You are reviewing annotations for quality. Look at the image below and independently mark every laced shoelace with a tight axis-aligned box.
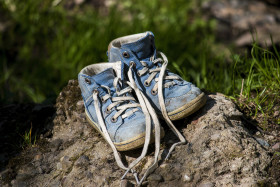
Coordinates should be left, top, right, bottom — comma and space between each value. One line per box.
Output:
92, 77, 161, 185
129, 52, 187, 160
137, 52, 183, 94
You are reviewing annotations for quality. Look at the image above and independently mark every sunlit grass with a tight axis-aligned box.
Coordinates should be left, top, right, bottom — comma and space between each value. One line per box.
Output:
232, 43, 280, 130
0, 0, 216, 103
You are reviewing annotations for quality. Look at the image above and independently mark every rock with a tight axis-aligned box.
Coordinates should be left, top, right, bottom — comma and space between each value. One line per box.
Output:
34, 154, 42, 161
120, 179, 133, 187
74, 0, 85, 5
65, 118, 72, 124
198, 182, 214, 187
147, 174, 163, 182
0, 80, 275, 187
273, 110, 279, 117
74, 155, 90, 168
202, 0, 280, 48
50, 138, 63, 152
183, 174, 191, 182
56, 162, 62, 170
60, 156, 72, 172
163, 173, 177, 181
76, 100, 84, 110
272, 142, 280, 150
256, 138, 270, 147
85, 171, 93, 179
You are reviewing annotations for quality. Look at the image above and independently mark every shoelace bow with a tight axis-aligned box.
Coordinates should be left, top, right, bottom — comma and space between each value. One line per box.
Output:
128, 51, 187, 160
92, 77, 161, 185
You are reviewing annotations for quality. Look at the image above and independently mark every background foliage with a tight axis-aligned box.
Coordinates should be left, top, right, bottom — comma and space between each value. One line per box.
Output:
0, 0, 219, 103
0, 0, 279, 126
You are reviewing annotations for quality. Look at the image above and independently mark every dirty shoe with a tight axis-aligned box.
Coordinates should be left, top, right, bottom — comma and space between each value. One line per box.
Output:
107, 31, 207, 121
78, 62, 164, 184
78, 62, 164, 151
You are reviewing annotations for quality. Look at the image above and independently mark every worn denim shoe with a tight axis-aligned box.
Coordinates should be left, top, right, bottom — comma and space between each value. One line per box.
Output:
78, 62, 164, 151
78, 62, 164, 184
107, 32, 207, 121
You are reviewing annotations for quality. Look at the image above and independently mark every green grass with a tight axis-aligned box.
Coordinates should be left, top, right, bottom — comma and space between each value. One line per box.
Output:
231, 43, 280, 130
0, 0, 216, 103
20, 124, 36, 149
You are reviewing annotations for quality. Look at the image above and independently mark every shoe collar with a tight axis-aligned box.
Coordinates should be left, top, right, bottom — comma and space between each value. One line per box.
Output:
78, 62, 124, 100
108, 31, 156, 62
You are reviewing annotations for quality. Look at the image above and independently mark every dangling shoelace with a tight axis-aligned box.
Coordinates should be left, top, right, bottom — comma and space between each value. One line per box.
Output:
92, 77, 161, 185
128, 52, 187, 160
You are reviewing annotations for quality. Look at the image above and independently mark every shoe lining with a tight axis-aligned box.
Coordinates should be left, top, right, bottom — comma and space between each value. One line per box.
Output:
109, 32, 148, 49
80, 62, 122, 78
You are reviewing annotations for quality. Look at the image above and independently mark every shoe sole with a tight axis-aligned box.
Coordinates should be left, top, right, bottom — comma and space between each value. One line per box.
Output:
85, 110, 165, 151
167, 92, 207, 121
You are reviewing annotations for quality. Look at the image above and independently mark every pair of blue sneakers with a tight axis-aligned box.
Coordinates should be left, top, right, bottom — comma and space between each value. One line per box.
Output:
78, 31, 206, 184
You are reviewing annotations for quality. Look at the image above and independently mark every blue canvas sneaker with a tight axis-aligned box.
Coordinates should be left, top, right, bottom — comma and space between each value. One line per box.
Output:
107, 31, 207, 121
78, 62, 164, 184
78, 62, 164, 151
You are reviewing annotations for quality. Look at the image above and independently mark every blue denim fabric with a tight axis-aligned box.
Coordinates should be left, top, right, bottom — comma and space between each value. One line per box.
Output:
78, 67, 147, 143
108, 32, 202, 114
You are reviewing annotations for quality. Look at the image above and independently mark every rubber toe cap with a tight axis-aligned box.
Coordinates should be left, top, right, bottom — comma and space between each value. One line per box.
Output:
165, 84, 202, 113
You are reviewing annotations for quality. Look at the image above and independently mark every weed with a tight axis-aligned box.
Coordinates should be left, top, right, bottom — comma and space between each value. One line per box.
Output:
21, 124, 36, 149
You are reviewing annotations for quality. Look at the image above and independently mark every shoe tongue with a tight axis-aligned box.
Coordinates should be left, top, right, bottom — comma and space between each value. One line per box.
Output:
93, 68, 115, 88
93, 63, 126, 93
122, 33, 155, 60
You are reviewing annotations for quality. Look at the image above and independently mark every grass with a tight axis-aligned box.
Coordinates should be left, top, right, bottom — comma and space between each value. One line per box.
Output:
230, 43, 280, 131
0, 0, 216, 103
20, 124, 37, 149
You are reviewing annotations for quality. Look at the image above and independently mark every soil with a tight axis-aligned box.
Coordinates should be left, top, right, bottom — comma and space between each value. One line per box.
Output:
0, 80, 279, 186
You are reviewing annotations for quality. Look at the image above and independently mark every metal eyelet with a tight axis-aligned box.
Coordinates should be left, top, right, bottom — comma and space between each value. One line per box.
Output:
144, 80, 151, 87
129, 61, 136, 67
101, 97, 105, 103
122, 51, 130, 58
151, 89, 158, 95
105, 108, 111, 114
85, 78, 91, 84
111, 117, 117, 123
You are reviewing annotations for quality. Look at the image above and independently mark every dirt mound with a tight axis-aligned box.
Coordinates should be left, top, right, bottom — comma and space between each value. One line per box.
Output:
0, 80, 278, 186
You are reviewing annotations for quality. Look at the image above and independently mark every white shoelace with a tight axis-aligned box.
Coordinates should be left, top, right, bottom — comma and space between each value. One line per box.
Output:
92, 77, 161, 185
137, 52, 182, 93
129, 52, 186, 160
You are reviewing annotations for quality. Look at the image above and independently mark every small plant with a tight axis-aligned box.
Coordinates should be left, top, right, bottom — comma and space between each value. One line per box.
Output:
21, 124, 36, 149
